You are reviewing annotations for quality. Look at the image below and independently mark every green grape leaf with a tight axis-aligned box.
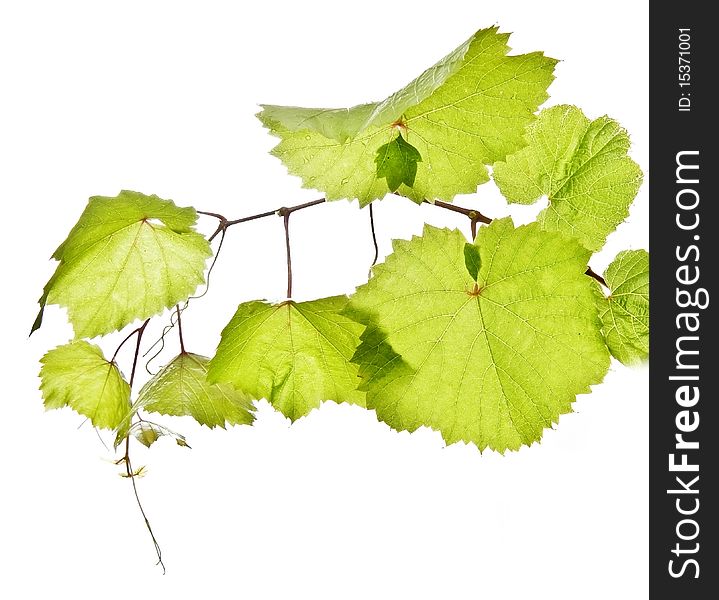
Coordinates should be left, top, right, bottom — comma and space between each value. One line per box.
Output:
117, 420, 190, 449
39, 341, 131, 429
493, 105, 643, 251
119, 353, 254, 442
346, 220, 610, 452
258, 27, 557, 206
208, 296, 365, 421
33, 190, 212, 338
374, 133, 422, 192
595, 250, 649, 365
134, 423, 163, 448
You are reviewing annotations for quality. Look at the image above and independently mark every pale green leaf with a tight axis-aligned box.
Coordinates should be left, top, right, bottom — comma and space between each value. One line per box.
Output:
493, 105, 643, 251
39, 341, 131, 429
596, 250, 649, 365
135, 353, 254, 429
258, 27, 557, 205
33, 190, 212, 338
346, 220, 610, 452
134, 423, 163, 448
258, 103, 378, 144
208, 297, 365, 421
116, 419, 190, 450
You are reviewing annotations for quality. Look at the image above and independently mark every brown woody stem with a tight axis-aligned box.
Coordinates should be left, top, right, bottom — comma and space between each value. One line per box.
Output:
585, 267, 608, 288
278, 207, 293, 298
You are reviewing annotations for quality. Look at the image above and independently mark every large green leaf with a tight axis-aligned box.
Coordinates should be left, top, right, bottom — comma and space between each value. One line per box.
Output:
39, 341, 131, 429
493, 105, 643, 251
33, 190, 212, 338
208, 296, 365, 421
595, 250, 649, 365
258, 27, 557, 205
346, 220, 610, 452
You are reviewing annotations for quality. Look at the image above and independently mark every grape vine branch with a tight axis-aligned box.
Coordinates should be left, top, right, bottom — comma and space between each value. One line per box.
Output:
107, 318, 165, 571
33, 25, 648, 570
200, 196, 606, 297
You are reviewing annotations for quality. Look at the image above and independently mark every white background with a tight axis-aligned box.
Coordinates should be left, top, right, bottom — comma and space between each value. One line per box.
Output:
0, 1, 648, 598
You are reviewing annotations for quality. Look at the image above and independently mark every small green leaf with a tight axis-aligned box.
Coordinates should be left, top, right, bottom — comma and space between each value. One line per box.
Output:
374, 133, 422, 192
346, 220, 610, 452
463, 243, 482, 281
39, 341, 131, 430
596, 250, 649, 365
33, 190, 212, 338
137, 353, 255, 429
208, 297, 365, 421
493, 105, 643, 251
134, 423, 162, 448
115, 419, 190, 449
127, 422, 189, 449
